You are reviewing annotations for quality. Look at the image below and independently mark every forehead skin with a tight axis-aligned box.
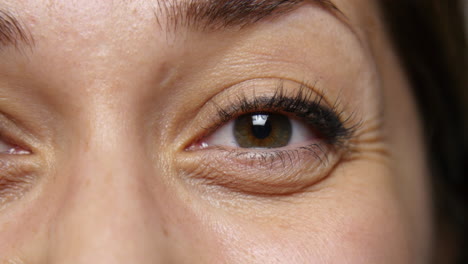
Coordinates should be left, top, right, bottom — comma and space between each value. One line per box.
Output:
0, 0, 433, 263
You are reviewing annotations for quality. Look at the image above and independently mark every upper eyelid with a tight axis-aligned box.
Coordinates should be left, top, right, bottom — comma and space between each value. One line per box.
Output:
0, 112, 38, 154
184, 86, 355, 159
211, 82, 319, 123
214, 86, 353, 138
175, 78, 357, 151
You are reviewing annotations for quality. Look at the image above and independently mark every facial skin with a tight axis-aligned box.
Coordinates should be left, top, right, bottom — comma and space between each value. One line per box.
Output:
0, 0, 433, 263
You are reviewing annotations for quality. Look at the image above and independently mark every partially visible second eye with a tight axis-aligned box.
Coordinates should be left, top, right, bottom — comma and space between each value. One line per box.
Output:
0, 140, 30, 155
202, 112, 317, 149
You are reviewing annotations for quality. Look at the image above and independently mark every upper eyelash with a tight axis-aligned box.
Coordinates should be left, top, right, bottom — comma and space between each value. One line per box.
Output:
212, 81, 357, 148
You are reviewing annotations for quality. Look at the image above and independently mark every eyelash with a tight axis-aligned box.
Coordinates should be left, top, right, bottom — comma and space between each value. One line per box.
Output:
217, 83, 352, 141
191, 82, 358, 167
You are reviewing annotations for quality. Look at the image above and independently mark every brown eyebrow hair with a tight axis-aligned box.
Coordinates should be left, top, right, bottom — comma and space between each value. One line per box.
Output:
0, 9, 33, 49
0, 0, 340, 49
155, 0, 341, 31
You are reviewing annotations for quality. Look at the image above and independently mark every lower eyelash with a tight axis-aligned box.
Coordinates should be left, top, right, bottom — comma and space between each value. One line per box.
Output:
211, 142, 330, 169
178, 141, 340, 195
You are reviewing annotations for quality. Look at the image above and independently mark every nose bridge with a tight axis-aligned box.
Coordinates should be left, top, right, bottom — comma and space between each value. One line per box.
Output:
49, 112, 170, 263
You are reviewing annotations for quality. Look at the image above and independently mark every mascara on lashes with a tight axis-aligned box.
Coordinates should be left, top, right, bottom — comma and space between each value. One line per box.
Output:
212, 83, 354, 148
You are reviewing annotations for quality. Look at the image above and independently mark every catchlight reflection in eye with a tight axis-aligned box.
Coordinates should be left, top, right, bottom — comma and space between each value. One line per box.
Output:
204, 112, 317, 149
234, 113, 291, 148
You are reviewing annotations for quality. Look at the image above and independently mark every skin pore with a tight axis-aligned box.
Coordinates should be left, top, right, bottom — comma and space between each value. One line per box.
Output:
0, 0, 433, 263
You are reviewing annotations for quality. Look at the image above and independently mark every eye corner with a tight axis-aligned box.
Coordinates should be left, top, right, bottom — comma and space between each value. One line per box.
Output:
0, 137, 34, 156
184, 141, 210, 152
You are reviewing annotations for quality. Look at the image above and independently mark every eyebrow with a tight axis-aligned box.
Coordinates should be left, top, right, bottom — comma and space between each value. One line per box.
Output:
0, 9, 33, 50
155, 0, 342, 31
0, 0, 341, 49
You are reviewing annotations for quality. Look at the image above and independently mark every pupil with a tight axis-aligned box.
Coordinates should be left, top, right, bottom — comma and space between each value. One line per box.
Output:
251, 115, 272, 139
234, 113, 292, 148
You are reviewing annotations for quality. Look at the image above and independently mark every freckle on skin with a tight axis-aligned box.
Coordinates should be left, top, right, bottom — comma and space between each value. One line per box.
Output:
84, 178, 91, 187
162, 226, 169, 237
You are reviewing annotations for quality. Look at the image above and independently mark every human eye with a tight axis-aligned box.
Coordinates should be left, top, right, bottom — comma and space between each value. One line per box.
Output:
193, 85, 350, 150
0, 140, 31, 155
0, 117, 37, 206
202, 112, 312, 149
178, 80, 358, 196
0, 117, 32, 156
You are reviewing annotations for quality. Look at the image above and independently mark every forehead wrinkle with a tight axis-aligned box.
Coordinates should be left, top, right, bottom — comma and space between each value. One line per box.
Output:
154, 0, 342, 32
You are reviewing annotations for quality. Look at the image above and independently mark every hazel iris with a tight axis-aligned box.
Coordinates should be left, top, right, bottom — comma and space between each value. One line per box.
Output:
234, 113, 292, 148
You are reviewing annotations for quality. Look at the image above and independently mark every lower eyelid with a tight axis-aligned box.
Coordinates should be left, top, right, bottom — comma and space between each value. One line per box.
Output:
0, 157, 40, 206
0, 174, 35, 204
177, 143, 339, 195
